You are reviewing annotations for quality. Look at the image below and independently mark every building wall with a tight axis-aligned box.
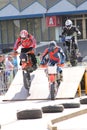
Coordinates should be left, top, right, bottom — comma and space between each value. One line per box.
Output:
0, 0, 87, 51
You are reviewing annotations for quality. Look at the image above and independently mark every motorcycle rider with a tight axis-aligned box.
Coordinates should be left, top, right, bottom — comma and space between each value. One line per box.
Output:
62, 19, 81, 55
41, 40, 65, 81
13, 29, 37, 70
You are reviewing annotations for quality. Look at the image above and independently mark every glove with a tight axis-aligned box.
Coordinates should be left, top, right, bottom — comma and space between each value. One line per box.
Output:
48, 60, 57, 66
40, 58, 46, 65
77, 31, 81, 36
61, 60, 65, 64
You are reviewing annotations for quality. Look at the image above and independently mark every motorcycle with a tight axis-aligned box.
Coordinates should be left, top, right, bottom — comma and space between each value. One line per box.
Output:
40, 60, 63, 100
61, 35, 78, 66
47, 64, 61, 100
18, 50, 35, 90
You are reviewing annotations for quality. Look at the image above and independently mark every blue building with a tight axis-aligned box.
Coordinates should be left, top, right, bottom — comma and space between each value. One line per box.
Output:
0, 0, 87, 51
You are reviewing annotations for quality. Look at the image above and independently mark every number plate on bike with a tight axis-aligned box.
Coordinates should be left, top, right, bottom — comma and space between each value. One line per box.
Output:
48, 65, 57, 74
65, 36, 72, 41
21, 58, 26, 62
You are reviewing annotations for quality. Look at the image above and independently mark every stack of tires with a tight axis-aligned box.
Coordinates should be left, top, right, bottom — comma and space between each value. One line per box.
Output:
17, 102, 81, 120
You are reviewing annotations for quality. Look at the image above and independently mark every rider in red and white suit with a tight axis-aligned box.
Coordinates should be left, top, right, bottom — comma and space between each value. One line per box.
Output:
13, 30, 37, 70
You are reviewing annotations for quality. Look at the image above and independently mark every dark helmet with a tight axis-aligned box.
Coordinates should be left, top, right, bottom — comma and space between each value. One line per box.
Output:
49, 41, 57, 51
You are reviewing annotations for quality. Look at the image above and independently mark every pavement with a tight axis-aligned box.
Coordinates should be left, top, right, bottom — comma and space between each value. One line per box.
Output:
0, 96, 87, 130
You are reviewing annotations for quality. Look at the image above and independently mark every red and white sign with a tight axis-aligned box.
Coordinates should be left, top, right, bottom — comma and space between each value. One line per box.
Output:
46, 16, 61, 27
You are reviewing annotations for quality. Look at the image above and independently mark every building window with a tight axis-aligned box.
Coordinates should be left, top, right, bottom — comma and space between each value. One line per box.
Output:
34, 18, 41, 43
41, 17, 48, 41
76, 19, 83, 39
1, 21, 7, 44
7, 20, 14, 44
27, 19, 35, 35
86, 19, 87, 39
48, 27, 55, 41
20, 19, 27, 30
13, 20, 20, 40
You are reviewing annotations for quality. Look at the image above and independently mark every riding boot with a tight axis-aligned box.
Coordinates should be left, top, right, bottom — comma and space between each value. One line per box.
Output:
56, 71, 63, 86
74, 43, 79, 55
75, 49, 79, 55
32, 64, 37, 70
59, 71, 63, 81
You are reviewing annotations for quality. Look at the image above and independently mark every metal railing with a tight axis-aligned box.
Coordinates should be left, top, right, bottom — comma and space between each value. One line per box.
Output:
0, 68, 18, 95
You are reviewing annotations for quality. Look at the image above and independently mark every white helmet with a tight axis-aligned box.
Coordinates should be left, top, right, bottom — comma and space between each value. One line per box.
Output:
65, 19, 72, 29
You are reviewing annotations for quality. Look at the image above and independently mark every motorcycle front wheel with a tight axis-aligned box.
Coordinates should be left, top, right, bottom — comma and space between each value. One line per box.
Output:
23, 70, 31, 90
50, 82, 56, 100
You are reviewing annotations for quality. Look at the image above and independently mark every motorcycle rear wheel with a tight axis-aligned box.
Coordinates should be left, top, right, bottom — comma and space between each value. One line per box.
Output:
70, 49, 78, 66
70, 54, 78, 66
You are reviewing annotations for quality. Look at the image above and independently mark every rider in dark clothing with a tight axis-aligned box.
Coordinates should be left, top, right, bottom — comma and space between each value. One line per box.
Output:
62, 19, 81, 54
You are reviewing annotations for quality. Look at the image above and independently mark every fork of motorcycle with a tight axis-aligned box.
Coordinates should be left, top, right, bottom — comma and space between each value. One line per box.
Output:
49, 74, 56, 83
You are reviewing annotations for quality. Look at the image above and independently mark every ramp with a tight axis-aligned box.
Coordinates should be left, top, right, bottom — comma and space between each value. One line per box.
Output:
28, 68, 50, 99
3, 66, 86, 101
56, 66, 85, 99
3, 67, 50, 101
3, 69, 29, 101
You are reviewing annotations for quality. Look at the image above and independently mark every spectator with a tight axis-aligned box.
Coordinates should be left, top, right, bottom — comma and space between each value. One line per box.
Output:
0, 54, 5, 71
5, 55, 14, 88
0, 54, 6, 94
36, 52, 41, 67
12, 52, 18, 77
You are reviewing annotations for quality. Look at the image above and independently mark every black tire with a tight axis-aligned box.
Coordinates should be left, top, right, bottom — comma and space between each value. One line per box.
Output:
50, 83, 55, 100
70, 59, 78, 66
17, 109, 42, 120
42, 105, 64, 113
70, 50, 78, 66
67, 51, 70, 61
23, 70, 31, 90
80, 98, 87, 104
64, 48, 70, 61
60, 102, 80, 108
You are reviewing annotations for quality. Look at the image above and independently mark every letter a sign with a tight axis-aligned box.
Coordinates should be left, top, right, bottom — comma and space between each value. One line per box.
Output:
46, 16, 61, 27
49, 17, 54, 25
